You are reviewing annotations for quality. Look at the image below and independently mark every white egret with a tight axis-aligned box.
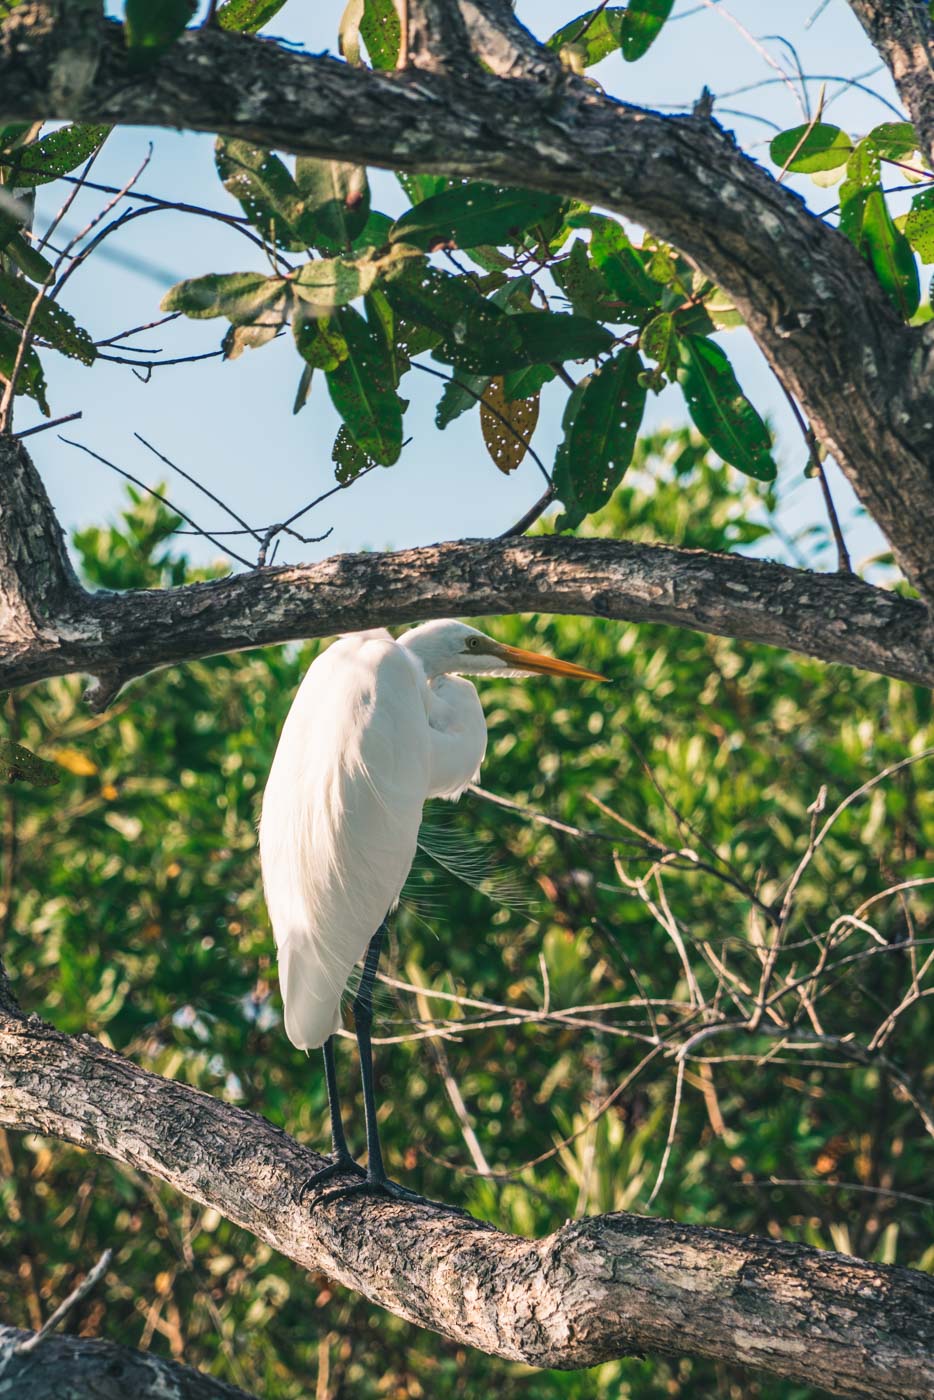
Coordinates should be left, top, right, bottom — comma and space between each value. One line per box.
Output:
259, 619, 604, 1203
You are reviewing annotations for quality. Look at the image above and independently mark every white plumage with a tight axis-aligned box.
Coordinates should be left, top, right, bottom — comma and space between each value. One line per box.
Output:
259, 619, 602, 1053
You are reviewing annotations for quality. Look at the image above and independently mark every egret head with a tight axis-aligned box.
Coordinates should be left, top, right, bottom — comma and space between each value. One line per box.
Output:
400, 619, 605, 682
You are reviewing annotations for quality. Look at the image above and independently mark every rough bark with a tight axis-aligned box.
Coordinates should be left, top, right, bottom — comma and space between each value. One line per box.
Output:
1, 531, 932, 703
3, 6, 934, 603
849, 1, 934, 166
0, 1010, 932, 1398
0, 1323, 259, 1400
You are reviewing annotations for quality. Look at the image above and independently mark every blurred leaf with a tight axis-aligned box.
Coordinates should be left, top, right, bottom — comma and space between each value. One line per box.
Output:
295, 158, 371, 253
161, 270, 288, 325
0, 324, 48, 412
480, 376, 540, 473
0, 215, 53, 283
620, 0, 674, 61
641, 310, 675, 371
292, 361, 314, 413
360, 0, 400, 67
546, 8, 624, 67
222, 319, 281, 359
677, 336, 776, 480
5, 124, 110, 186
325, 304, 403, 464
0, 739, 60, 787
866, 121, 917, 161
124, 0, 197, 53
293, 313, 349, 370
291, 254, 380, 314
905, 188, 934, 262
390, 183, 565, 251
217, 0, 289, 31
553, 346, 647, 527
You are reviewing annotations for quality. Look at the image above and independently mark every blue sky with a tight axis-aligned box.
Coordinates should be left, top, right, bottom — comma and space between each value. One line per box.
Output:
24, 2, 902, 575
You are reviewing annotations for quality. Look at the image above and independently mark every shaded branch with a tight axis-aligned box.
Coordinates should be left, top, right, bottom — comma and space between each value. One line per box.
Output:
0, 1009, 931, 1396
848, 1, 934, 165
3, 7, 934, 600
0, 1322, 260, 1399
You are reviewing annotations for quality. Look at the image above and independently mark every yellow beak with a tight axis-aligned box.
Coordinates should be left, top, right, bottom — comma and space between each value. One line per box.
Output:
492, 642, 607, 683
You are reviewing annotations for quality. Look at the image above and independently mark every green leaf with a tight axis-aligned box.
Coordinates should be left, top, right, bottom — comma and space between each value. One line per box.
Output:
677, 336, 776, 480
0, 739, 60, 788
160, 271, 288, 324
325, 305, 403, 465
769, 123, 852, 174
390, 183, 565, 252
866, 121, 917, 161
905, 188, 934, 262
571, 214, 659, 315
436, 368, 490, 428
295, 158, 371, 254
124, 0, 197, 53
0, 215, 53, 283
0, 271, 96, 364
0, 324, 48, 414
553, 348, 647, 528
433, 310, 611, 375
380, 259, 506, 340
293, 314, 349, 371
5, 124, 110, 186
215, 138, 308, 252
217, 0, 289, 32
332, 423, 378, 483
293, 361, 314, 414
360, 0, 401, 68
546, 9, 624, 67
502, 364, 556, 401
641, 310, 675, 370
351, 209, 393, 252
620, 0, 674, 61
551, 239, 616, 320
860, 189, 920, 318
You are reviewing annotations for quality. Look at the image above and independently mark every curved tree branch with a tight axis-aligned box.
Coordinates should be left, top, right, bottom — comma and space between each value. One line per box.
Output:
1, 514, 932, 702
3, 6, 934, 603
0, 1008, 932, 1397
0, 1322, 260, 1399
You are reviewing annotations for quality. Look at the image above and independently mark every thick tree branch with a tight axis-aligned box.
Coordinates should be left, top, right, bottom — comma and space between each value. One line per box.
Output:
849, 1, 934, 164
0, 1322, 260, 1399
0, 1010, 931, 1397
3, 9, 934, 603
0, 525, 932, 703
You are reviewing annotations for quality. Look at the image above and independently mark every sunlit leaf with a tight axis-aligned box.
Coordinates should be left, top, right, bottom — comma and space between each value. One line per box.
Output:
291, 255, 380, 315
553, 347, 647, 528
769, 123, 852, 174
866, 121, 918, 161
360, 0, 400, 68
677, 336, 776, 480
905, 188, 934, 262
546, 8, 624, 67
161, 271, 288, 324
620, 0, 674, 61
217, 0, 289, 32
860, 189, 920, 318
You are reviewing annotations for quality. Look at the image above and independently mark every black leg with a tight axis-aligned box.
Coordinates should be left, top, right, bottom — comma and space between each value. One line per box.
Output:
297, 1037, 364, 1204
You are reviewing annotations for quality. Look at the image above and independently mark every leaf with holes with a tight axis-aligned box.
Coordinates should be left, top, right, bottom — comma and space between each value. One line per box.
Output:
325, 305, 403, 465
677, 336, 776, 480
641, 311, 676, 373
480, 377, 540, 474
866, 121, 917, 161
6, 124, 110, 186
546, 8, 624, 66
125, 0, 197, 54
552, 239, 617, 320
553, 348, 647, 528
217, 0, 289, 31
0, 324, 48, 414
381, 260, 507, 341
390, 184, 565, 251
0, 739, 60, 788
332, 423, 378, 483
293, 314, 349, 371
905, 188, 934, 262
296, 158, 371, 254
215, 138, 309, 251
360, 0, 401, 68
620, 0, 674, 61
571, 214, 659, 316
769, 123, 852, 174
433, 309, 611, 375
0, 272, 96, 364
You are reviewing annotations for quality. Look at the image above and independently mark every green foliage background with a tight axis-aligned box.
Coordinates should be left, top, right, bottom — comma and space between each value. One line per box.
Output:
0, 436, 931, 1399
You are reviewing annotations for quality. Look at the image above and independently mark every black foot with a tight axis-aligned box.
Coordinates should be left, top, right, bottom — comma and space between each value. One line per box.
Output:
298, 1151, 366, 1206
311, 1170, 472, 1216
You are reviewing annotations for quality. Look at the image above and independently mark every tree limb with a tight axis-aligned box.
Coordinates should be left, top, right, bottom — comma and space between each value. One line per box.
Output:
0, 1010, 931, 1397
3, 6, 934, 602
0, 1322, 260, 1399
848, 1, 934, 164
1, 522, 932, 703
